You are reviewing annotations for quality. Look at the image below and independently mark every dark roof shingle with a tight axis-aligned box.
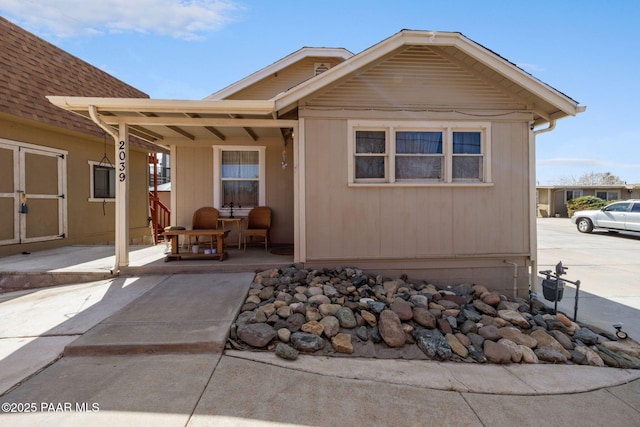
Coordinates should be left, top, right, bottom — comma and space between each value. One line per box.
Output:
0, 17, 162, 152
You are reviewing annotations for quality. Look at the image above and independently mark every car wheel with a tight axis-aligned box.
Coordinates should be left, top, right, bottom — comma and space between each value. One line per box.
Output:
576, 218, 594, 233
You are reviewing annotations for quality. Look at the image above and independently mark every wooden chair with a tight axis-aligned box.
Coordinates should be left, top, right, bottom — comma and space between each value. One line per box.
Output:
243, 206, 271, 251
191, 207, 220, 250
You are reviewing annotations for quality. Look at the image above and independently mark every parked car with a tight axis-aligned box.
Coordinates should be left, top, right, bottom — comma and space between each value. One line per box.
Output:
570, 200, 640, 233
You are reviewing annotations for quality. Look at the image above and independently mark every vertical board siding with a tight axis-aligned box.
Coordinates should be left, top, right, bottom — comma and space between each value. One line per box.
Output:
174, 138, 294, 244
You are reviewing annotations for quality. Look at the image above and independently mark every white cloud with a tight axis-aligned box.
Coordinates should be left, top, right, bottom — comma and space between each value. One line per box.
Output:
538, 158, 640, 169
1, 0, 241, 40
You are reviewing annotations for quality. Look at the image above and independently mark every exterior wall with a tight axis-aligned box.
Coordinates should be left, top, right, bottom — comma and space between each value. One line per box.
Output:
0, 115, 152, 257
173, 137, 294, 246
225, 57, 345, 101
302, 113, 532, 295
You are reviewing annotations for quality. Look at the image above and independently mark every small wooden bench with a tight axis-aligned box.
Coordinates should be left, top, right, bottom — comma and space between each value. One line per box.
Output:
162, 229, 230, 261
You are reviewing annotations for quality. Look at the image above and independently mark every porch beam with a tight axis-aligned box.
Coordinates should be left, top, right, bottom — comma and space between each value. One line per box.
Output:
186, 113, 226, 140
101, 116, 298, 128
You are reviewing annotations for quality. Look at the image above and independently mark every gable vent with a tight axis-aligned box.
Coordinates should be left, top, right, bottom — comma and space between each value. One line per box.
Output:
314, 62, 331, 76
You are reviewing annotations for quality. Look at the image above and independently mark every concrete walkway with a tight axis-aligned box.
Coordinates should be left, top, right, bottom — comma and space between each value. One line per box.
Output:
1, 273, 639, 426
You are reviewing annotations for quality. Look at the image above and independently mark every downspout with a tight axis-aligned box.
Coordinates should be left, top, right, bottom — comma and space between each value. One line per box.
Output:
504, 260, 518, 299
88, 106, 120, 274
533, 120, 556, 136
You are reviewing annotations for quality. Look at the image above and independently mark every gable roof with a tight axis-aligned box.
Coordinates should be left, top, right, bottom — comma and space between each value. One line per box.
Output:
0, 17, 164, 152
273, 30, 585, 123
206, 47, 353, 100
48, 29, 584, 147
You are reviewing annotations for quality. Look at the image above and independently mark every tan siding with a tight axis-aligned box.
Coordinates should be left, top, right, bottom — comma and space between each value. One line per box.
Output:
0, 116, 152, 256
303, 116, 531, 263
173, 137, 294, 245
227, 57, 343, 101
308, 46, 525, 110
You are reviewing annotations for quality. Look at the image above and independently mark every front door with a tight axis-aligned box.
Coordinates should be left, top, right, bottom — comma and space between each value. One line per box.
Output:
0, 140, 67, 245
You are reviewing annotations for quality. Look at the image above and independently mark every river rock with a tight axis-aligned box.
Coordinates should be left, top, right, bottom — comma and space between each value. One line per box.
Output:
498, 327, 537, 348
301, 320, 324, 336
320, 316, 340, 338
360, 310, 377, 327
237, 323, 276, 348
413, 328, 452, 360
275, 343, 298, 360
390, 299, 413, 321
378, 310, 406, 347
446, 333, 469, 358
331, 333, 354, 354
498, 310, 530, 328
484, 340, 511, 364
335, 307, 357, 328
290, 332, 325, 352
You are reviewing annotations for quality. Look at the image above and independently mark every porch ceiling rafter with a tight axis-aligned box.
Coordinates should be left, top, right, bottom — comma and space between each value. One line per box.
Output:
140, 112, 195, 141
186, 113, 226, 141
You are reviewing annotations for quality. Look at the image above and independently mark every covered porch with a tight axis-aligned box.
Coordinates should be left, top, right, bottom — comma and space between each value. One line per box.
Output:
47, 97, 303, 274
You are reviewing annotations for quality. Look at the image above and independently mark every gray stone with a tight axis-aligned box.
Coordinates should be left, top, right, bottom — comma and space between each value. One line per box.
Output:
285, 313, 306, 332
549, 330, 574, 350
413, 328, 452, 360
275, 343, 299, 360
237, 323, 276, 348
335, 307, 357, 329
573, 328, 600, 345
367, 300, 387, 313
534, 347, 567, 363
290, 332, 326, 352
356, 326, 369, 341
460, 307, 482, 323
472, 299, 497, 316
370, 326, 382, 343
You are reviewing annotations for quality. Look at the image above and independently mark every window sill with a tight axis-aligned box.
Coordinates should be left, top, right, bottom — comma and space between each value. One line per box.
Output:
348, 182, 495, 188
89, 198, 115, 202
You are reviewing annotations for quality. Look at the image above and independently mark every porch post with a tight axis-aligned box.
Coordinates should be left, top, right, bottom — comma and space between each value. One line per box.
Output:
114, 123, 130, 270
294, 120, 306, 263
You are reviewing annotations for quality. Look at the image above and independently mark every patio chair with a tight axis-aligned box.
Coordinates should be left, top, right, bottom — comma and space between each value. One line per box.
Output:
244, 206, 271, 251
191, 207, 220, 250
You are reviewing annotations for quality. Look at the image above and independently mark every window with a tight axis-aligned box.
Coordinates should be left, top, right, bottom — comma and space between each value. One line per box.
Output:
213, 146, 265, 215
565, 190, 582, 203
89, 161, 115, 201
596, 191, 619, 201
349, 121, 490, 185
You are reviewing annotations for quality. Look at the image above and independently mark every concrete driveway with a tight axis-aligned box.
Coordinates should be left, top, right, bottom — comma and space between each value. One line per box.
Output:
537, 218, 640, 339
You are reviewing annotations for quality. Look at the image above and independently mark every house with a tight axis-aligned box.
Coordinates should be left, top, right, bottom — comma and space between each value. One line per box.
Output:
0, 17, 164, 257
48, 30, 584, 295
537, 184, 640, 217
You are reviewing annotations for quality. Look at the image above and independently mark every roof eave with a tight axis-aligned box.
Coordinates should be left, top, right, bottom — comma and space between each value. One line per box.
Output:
274, 30, 584, 118
205, 47, 354, 100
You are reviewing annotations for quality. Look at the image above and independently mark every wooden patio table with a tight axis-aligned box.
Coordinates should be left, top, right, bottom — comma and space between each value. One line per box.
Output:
218, 217, 244, 249
162, 229, 230, 261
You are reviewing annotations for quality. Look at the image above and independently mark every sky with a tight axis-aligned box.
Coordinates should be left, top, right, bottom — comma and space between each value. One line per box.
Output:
2, 0, 639, 185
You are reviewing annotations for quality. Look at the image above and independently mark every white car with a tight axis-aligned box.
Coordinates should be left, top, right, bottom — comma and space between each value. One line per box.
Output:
570, 200, 640, 233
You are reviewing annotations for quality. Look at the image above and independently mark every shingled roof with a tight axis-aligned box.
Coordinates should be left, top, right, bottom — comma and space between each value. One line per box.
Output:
0, 17, 163, 152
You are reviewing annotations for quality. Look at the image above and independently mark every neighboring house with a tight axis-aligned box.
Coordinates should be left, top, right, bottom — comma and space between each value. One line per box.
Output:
49, 30, 584, 295
0, 17, 164, 257
537, 184, 640, 217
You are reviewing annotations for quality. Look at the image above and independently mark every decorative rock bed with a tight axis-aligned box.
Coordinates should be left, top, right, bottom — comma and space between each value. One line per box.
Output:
227, 266, 640, 368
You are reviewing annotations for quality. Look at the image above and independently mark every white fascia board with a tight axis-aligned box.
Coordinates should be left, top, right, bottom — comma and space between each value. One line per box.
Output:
274, 30, 583, 118
205, 47, 354, 100
47, 96, 276, 115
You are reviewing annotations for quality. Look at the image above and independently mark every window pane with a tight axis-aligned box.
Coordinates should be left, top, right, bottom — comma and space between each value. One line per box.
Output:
396, 156, 441, 179
452, 156, 482, 180
356, 131, 386, 153
222, 151, 259, 178
355, 157, 385, 179
94, 165, 115, 198
222, 181, 258, 207
396, 132, 442, 154
453, 132, 481, 154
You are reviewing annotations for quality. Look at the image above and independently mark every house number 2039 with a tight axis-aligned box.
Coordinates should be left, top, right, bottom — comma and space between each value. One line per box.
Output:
118, 140, 126, 182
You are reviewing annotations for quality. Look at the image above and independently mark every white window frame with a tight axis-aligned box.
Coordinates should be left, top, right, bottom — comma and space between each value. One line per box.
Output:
213, 145, 266, 217
88, 160, 115, 202
596, 190, 619, 201
348, 120, 491, 186
565, 189, 583, 204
